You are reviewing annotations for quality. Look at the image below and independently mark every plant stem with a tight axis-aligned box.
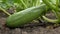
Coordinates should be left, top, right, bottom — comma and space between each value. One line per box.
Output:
42, 0, 60, 11
20, 0, 27, 8
42, 16, 58, 23
36, 0, 40, 6
0, 7, 11, 16
56, 0, 60, 22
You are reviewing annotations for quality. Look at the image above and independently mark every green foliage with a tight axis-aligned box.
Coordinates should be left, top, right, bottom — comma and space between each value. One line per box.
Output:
42, 0, 60, 23
0, 0, 41, 16
0, 0, 41, 12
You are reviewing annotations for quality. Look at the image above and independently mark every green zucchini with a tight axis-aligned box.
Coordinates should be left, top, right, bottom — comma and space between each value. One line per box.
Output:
6, 4, 47, 27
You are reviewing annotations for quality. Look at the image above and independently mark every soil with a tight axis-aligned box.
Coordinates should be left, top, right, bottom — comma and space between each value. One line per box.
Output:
0, 10, 60, 34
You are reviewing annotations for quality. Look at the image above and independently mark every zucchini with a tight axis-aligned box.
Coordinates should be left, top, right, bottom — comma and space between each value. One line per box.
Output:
6, 4, 47, 27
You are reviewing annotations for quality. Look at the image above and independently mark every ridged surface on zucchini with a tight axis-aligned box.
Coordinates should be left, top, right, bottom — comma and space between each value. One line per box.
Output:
6, 4, 46, 27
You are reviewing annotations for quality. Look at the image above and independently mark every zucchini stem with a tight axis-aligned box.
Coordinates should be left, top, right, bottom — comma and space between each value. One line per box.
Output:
20, 0, 27, 8
56, 0, 60, 22
42, 0, 60, 11
0, 7, 11, 16
42, 16, 58, 23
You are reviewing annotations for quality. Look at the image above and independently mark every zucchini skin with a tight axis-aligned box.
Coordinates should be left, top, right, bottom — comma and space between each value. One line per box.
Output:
6, 4, 46, 27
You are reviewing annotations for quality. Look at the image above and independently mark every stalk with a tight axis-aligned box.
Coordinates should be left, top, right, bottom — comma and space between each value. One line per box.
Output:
0, 7, 11, 16
42, 16, 58, 23
56, 0, 60, 22
20, 0, 27, 8
36, 0, 40, 6
42, 0, 60, 11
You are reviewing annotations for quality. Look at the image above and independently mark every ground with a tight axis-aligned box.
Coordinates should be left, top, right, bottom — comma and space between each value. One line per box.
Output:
0, 10, 60, 34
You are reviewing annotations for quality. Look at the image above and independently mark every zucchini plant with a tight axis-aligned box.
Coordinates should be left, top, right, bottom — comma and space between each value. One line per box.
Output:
0, 0, 60, 27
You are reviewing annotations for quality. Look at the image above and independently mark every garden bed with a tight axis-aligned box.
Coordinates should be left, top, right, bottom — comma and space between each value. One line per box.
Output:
0, 0, 60, 34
